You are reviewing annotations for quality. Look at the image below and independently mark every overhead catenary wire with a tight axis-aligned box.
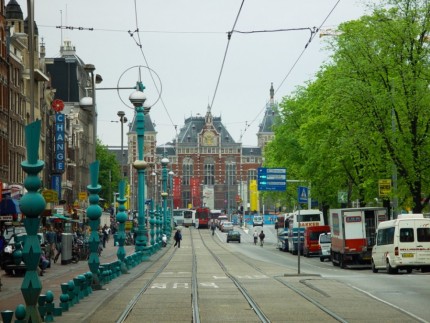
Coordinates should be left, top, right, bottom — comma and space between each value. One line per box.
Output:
129, 0, 177, 141
238, 0, 342, 142
209, 0, 245, 111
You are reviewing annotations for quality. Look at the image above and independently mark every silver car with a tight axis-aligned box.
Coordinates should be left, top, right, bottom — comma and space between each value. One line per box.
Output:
221, 221, 234, 232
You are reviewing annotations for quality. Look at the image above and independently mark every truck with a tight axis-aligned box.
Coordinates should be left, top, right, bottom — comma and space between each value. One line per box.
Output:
329, 207, 387, 268
303, 225, 330, 257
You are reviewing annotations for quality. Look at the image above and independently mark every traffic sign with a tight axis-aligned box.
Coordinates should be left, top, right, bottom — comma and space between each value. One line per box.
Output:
298, 186, 308, 203
257, 167, 286, 191
378, 179, 391, 197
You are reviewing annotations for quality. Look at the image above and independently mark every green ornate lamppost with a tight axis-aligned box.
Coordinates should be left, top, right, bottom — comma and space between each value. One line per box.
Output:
116, 180, 128, 273
86, 161, 103, 289
19, 120, 46, 322
130, 84, 151, 260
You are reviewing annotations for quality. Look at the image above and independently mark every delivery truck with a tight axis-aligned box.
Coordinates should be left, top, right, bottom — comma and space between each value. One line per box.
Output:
329, 207, 387, 268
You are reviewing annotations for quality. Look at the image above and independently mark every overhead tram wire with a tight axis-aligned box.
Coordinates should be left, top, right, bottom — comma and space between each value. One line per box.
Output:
130, 0, 178, 143
238, 0, 342, 142
209, 0, 245, 111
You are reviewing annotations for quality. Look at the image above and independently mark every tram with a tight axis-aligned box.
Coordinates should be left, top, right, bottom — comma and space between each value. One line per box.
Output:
195, 207, 210, 228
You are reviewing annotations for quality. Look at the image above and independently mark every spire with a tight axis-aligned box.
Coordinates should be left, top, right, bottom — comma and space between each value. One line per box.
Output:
269, 82, 274, 104
205, 104, 213, 125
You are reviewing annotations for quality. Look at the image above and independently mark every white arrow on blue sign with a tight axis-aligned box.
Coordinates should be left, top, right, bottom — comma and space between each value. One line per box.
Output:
298, 186, 308, 203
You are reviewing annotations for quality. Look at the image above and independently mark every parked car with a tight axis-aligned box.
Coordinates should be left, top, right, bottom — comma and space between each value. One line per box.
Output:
221, 221, 234, 232
1, 225, 45, 276
277, 228, 289, 252
227, 230, 241, 243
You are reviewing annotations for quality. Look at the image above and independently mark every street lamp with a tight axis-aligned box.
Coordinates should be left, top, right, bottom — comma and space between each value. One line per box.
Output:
130, 86, 151, 259
117, 111, 128, 179
80, 64, 103, 162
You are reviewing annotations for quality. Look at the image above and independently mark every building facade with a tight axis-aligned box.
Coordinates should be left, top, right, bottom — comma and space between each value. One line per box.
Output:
149, 83, 279, 213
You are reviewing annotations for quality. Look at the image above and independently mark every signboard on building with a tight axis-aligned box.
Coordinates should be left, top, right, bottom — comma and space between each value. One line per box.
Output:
55, 113, 65, 172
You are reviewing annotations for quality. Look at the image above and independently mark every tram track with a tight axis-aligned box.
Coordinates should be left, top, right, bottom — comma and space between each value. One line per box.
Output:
109, 227, 421, 323
206, 229, 347, 322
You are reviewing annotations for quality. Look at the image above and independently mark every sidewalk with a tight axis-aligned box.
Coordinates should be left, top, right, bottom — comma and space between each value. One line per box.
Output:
0, 237, 137, 315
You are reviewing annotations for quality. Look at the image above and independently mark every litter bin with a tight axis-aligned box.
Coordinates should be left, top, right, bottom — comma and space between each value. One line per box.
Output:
61, 233, 73, 265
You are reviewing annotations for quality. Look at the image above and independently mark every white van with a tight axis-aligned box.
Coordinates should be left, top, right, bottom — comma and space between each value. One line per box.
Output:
318, 232, 331, 262
371, 214, 430, 274
253, 215, 264, 227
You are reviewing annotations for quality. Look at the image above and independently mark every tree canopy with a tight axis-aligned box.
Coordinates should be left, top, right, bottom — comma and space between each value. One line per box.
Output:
264, 0, 430, 213
96, 140, 121, 208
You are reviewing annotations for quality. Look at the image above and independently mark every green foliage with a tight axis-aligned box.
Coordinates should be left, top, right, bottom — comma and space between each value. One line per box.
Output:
96, 139, 122, 207
264, 0, 430, 213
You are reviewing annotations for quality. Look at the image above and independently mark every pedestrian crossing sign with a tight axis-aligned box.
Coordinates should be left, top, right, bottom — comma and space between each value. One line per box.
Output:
298, 186, 308, 203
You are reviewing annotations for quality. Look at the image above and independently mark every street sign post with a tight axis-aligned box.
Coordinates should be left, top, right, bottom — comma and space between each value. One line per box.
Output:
257, 168, 286, 191
298, 186, 308, 204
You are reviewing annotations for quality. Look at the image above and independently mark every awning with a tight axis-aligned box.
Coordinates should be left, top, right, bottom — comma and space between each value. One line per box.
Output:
0, 198, 21, 215
50, 214, 80, 223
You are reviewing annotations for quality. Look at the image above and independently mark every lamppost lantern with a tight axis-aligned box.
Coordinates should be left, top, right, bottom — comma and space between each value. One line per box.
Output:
132, 159, 148, 170
161, 157, 169, 166
79, 96, 93, 109
168, 170, 174, 176
129, 91, 146, 107
117, 110, 126, 119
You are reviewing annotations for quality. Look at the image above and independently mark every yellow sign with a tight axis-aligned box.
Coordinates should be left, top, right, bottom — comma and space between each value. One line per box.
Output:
125, 220, 133, 231
249, 180, 258, 212
42, 189, 58, 202
78, 192, 88, 201
378, 179, 391, 197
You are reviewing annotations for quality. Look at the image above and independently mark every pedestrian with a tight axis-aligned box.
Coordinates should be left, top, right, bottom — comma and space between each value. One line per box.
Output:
259, 230, 265, 247
44, 226, 56, 261
39, 250, 50, 276
54, 228, 62, 263
211, 222, 216, 236
102, 225, 109, 248
253, 230, 258, 245
174, 229, 182, 248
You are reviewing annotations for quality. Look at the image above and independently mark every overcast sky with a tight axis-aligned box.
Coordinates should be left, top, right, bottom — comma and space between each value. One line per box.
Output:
27, 0, 374, 147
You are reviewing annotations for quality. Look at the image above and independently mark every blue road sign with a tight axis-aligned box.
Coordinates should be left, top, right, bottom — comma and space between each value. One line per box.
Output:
257, 167, 286, 191
298, 186, 308, 203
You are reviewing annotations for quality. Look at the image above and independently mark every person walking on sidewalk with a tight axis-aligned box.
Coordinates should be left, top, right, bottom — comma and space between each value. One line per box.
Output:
259, 230, 265, 247
54, 228, 62, 263
174, 229, 182, 248
44, 226, 56, 261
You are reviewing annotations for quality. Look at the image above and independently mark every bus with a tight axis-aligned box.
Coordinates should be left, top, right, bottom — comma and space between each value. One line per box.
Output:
172, 209, 187, 227
209, 209, 223, 224
196, 207, 210, 228
287, 210, 324, 255
183, 209, 196, 227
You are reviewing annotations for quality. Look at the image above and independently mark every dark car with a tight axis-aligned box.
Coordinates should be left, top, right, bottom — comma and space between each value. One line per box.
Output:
277, 228, 289, 252
226, 230, 241, 243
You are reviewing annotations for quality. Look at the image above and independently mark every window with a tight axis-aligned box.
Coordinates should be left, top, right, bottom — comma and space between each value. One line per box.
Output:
400, 228, 414, 243
204, 158, 215, 185
182, 158, 193, 185
417, 228, 430, 242
376, 227, 394, 245
226, 160, 236, 185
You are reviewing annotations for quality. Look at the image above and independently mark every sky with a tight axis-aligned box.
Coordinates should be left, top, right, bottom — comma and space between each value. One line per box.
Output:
24, 0, 375, 147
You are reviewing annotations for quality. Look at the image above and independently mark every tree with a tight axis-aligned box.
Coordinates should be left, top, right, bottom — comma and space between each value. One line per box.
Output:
265, 0, 430, 213
96, 140, 122, 208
